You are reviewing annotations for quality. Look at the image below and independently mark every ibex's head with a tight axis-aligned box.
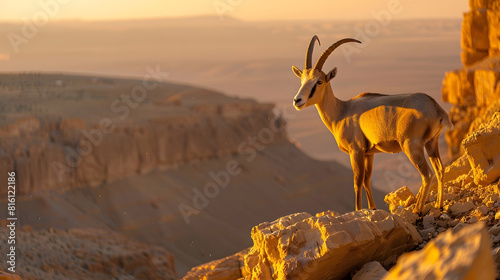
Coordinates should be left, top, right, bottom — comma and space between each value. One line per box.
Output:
292, 36, 361, 110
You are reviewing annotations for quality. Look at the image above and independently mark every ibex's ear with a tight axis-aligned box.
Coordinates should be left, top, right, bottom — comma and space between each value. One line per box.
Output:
325, 67, 337, 82
292, 65, 302, 78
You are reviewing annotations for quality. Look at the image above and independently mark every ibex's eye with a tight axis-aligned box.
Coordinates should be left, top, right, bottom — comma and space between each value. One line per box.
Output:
317, 81, 323, 85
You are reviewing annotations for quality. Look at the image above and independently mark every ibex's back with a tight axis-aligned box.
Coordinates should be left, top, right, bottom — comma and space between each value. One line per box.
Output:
345, 92, 452, 154
291, 35, 452, 214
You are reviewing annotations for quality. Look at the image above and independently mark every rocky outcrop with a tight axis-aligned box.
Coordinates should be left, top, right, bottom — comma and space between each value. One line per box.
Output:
185, 210, 420, 280
461, 0, 500, 66
0, 228, 177, 280
0, 271, 22, 280
244, 210, 421, 280
182, 249, 249, 280
0, 73, 286, 195
442, 0, 500, 158
383, 223, 496, 280
352, 261, 387, 280
463, 111, 500, 185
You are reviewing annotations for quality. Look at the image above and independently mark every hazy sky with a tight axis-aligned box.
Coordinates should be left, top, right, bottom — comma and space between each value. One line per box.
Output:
1, 0, 468, 22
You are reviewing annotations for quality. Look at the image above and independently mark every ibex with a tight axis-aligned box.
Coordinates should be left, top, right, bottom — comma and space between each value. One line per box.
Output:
292, 36, 452, 214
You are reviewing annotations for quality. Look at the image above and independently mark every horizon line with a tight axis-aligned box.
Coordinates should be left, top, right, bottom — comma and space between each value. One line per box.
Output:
0, 14, 464, 24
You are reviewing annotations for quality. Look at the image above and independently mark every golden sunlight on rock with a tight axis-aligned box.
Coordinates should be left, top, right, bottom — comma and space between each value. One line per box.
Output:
463, 112, 500, 186
0, 271, 22, 280
384, 186, 416, 212
384, 223, 496, 280
243, 210, 421, 280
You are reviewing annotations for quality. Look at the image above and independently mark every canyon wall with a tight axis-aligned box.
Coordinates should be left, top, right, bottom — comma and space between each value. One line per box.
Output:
0, 73, 286, 195
442, 0, 500, 158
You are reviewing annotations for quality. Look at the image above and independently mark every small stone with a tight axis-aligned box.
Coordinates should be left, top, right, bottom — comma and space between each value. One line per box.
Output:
440, 213, 451, 220
419, 242, 426, 249
448, 219, 460, 227
392, 207, 419, 225
428, 207, 441, 218
489, 223, 500, 236
468, 216, 479, 224
419, 228, 436, 241
422, 215, 435, 229
444, 193, 458, 201
352, 261, 387, 280
437, 227, 447, 233
437, 220, 448, 227
449, 201, 475, 216
477, 205, 489, 215
494, 202, 500, 208
453, 222, 468, 233
384, 186, 416, 212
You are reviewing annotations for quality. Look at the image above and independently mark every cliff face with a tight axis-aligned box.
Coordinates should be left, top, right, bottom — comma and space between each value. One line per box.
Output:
0, 73, 388, 276
0, 73, 285, 195
0, 228, 177, 280
442, 0, 500, 158
184, 109, 500, 280
461, 0, 500, 66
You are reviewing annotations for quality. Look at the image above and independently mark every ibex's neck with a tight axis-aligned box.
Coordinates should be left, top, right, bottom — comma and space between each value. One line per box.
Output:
315, 85, 344, 133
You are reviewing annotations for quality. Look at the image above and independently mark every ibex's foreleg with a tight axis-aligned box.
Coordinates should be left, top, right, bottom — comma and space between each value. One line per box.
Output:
402, 139, 433, 214
425, 136, 445, 209
350, 152, 365, 211
364, 154, 377, 210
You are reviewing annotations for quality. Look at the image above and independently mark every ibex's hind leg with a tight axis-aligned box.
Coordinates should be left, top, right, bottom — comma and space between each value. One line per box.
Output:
402, 139, 434, 214
350, 152, 365, 211
364, 154, 376, 210
425, 136, 445, 209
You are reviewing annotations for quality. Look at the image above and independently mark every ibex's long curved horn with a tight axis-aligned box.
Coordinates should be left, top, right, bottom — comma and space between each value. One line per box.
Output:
305, 35, 320, 69
314, 38, 361, 70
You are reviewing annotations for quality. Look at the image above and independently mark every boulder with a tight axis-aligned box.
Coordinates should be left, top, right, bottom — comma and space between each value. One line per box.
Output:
449, 201, 476, 216
463, 111, 500, 186
182, 249, 249, 280
352, 261, 387, 280
383, 223, 496, 280
384, 186, 416, 212
244, 210, 421, 280
462, 10, 489, 52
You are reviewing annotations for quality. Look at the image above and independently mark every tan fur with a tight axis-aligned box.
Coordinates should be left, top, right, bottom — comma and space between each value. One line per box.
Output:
293, 45, 451, 214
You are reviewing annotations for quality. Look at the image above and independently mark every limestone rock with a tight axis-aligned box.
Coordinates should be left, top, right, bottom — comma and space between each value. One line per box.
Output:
392, 208, 418, 225
352, 261, 387, 280
182, 249, 249, 280
384, 223, 496, 280
443, 154, 472, 184
384, 186, 416, 212
0, 271, 22, 280
442, 0, 500, 158
422, 215, 435, 229
463, 111, 500, 186
449, 201, 476, 216
244, 210, 422, 280
462, 10, 489, 52
0, 74, 286, 196
442, 70, 475, 106
0, 228, 177, 280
